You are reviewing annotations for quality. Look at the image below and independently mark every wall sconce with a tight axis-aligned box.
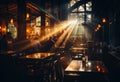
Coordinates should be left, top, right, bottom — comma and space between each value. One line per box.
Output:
26, 13, 30, 20
10, 18, 14, 24
98, 24, 101, 28
102, 18, 107, 23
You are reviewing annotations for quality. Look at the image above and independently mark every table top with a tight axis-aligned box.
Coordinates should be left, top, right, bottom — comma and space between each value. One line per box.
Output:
71, 47, 87, 50
21, 52, 55, 59
70, 47, 87, 53
0, 50, 16, 55
65, 60, 108, 73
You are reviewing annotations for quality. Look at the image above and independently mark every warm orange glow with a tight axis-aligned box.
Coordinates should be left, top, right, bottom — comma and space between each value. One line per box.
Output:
17, 21, 72, 51
95, 24, 101, 32
23, 53, 53, 59
46, 21, 49, 26
26, 13, 30, 20
55, 21, 76, 48
27, 3, 39, 11
94, 28, 98, 32
46, 14, 51, 18
26, 26, 32, 39
1, 26, 6, 34
102, 18, 107, 23
98, 24, 101, 28
10, 19, 14, 24
2, 28, 6, 32
95, 29, 97, 32
96, 65, 99, 69
97, 68, 101, 72
26, 29, 30, 33
96, 65, 101, 72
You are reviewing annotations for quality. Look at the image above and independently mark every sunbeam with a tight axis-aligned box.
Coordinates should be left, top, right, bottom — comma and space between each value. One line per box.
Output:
17, 21, 72, 51
52, 20, 77, 48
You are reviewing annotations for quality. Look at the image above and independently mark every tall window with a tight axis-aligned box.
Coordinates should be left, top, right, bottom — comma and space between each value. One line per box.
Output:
68, 0, 92, 23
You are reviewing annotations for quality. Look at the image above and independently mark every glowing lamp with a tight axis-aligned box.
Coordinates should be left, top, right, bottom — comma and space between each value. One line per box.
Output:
98, 24, 101, 28
102, 18, 107, 23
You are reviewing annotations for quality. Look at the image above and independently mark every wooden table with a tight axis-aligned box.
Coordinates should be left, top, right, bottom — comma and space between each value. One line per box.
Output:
65, 60, 108, 73
64, 60, 109, 82
21, 52, 55, 59
70, 47, 87, 53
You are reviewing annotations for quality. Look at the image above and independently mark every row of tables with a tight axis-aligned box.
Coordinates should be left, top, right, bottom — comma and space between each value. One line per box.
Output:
1, 47, 109, 74
64, 46, 109, 82
66, 47, 108, 73
0, 45, 109, 82
65, 60, 108, 73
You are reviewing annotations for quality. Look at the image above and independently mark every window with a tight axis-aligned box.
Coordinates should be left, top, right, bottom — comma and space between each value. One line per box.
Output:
68, 0, 92, 23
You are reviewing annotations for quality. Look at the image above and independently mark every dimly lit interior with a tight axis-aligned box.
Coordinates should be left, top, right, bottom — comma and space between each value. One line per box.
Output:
0, 0, 120, 82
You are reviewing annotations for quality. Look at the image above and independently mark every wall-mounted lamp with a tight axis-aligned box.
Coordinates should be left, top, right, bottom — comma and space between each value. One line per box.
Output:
98, 24, 101, 28
26, 13, 30, 20
102, 18, 107, 23
10, 18, 14, 24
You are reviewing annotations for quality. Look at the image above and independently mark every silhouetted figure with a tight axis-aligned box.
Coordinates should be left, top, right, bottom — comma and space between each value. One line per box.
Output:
6, 32, 14, 50
43, 37, 55, 51
0, 33, 9, 52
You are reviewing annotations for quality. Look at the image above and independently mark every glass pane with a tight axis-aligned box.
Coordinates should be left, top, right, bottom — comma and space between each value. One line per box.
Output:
78, 5, 85, 11
86, 2, 92, 11
86, 14, 92, 22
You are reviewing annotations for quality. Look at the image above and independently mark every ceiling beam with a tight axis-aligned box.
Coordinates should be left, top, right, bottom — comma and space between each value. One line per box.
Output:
68, 0, 91, 13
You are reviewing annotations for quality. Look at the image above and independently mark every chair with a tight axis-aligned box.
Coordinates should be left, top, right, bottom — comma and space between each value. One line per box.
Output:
60, 55, 72, 69
59, 55, 82, 82
35, 56, 56, 82
64, 73, 82, 82
51, 59, 64, 82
